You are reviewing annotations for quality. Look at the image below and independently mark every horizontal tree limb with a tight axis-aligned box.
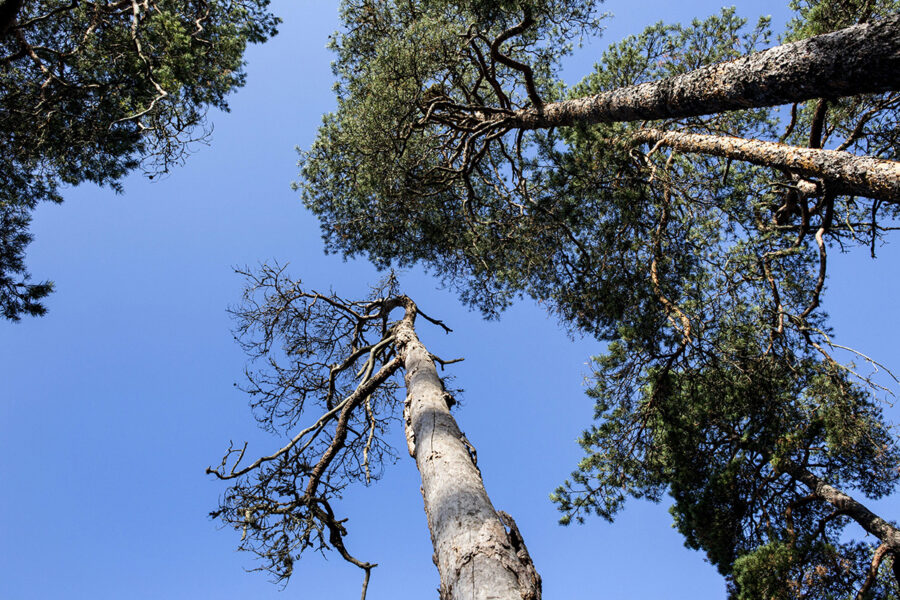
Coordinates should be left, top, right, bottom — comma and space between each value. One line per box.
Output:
510, 14, 900, 129
633, 128, 900, 203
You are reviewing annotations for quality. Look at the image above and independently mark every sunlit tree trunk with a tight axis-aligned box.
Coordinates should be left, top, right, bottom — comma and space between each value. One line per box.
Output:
511, 14, 900, 129
210, 281, 541, 599
633, 128, 900, 202
395, 308, 541, 600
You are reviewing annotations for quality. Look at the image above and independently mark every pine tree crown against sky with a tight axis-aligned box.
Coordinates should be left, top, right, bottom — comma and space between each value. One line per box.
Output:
0, 0, 278, 319
295, 0, 900, 597
1, 1, 899, 599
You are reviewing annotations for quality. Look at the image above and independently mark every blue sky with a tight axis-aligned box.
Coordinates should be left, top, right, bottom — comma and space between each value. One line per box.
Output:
2, 1, 898, 598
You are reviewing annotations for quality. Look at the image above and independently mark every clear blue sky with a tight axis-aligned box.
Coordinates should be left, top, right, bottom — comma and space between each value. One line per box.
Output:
2, 2, 897, 598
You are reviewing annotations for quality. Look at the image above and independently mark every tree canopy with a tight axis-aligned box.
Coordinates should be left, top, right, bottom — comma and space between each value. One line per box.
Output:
0, 0, 278, 320
295, 0, 900, 596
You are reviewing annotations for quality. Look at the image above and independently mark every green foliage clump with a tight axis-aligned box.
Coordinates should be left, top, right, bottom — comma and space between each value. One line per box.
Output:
546, 4, 900, 597
0, 0, 279, 320
299, 0, 604, 317
554, 318, 899, 597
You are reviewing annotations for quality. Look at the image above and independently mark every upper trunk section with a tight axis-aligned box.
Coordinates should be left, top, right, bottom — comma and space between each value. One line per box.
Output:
394, 310, 541, 600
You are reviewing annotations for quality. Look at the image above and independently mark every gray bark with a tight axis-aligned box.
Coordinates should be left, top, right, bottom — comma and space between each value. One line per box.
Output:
394, 307, 541, 600
780, 458, 900, 550
510, 14, 900, 129
633, 128, 900, 203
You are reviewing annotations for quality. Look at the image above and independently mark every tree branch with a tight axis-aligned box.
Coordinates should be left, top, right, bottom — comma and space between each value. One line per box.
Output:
778, 458, 900, 550
489, 8, 543, 109
508, 14, 900, 129
632, 128, 900, 203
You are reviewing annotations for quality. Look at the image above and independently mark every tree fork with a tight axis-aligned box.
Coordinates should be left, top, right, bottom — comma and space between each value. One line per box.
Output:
633, 128, 900, 203
394, 302, 541, 600
510, 13, 900, 129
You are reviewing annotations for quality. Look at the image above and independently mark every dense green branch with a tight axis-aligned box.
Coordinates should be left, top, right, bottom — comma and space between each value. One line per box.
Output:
0, 0, 279, 320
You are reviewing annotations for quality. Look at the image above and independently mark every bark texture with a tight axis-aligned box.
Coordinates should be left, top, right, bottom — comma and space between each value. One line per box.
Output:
780, 459, 900, 550
633, 128, 900, 202
511, 14, 900, 129
395, 308, 541, 600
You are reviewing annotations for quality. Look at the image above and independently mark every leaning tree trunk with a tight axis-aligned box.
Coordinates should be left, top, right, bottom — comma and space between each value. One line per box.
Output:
632, 128, 900, 203
510, 13, 900, 129
209, 282, 541, 599
394, 308, 541, 600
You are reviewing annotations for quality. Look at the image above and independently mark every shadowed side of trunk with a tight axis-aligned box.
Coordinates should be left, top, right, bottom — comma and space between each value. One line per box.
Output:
0, 0, 24, 36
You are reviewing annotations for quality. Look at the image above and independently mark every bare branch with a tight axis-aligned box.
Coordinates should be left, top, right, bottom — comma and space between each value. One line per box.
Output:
489, 8, 543, 109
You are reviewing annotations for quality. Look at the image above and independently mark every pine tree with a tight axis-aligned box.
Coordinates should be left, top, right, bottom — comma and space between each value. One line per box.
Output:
0, 0, 279, 319
295, 1, 900, 596
209, 267, 541, 600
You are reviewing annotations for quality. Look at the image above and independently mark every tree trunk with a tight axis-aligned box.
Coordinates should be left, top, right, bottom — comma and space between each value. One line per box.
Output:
0, 0, 24, 36
394, 310, 541, 600
510, 13, 900, 129
633, 128, 900, 203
